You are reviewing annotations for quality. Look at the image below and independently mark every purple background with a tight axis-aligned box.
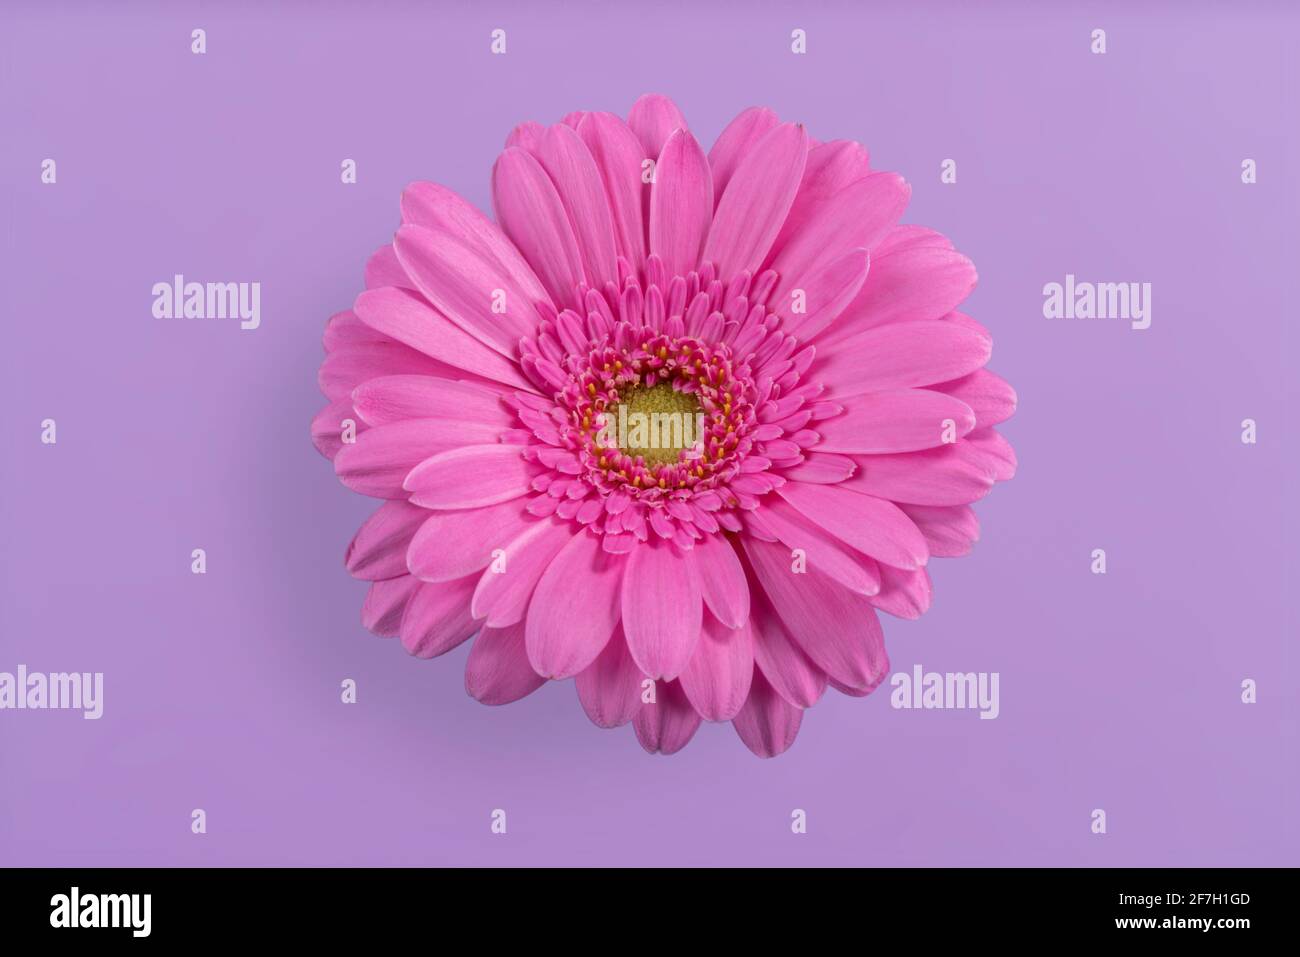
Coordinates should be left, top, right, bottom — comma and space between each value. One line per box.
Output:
2, 1, 1296, 867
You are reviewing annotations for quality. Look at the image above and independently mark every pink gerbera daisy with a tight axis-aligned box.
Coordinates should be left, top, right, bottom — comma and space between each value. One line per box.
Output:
312, 94, 1016, 757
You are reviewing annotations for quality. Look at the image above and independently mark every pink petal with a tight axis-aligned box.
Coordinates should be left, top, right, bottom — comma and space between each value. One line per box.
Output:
769, 172, 908, 305
622, 540, 703, 681
577, 112, 647, 270
472, 517, 572, 626
743, 536, 890, 693
388, 226, 539, 362
703, 122, 808, 281
319, 338, 460, 402
323, 309, 386, 353
491, 147, 585, 310
815, 319, 993, 396
465, 621, 546, 706
351, 375, 512, 429
732, 666, 804, 758
633, 679, 701, 755
525, 531, 624, 679
963, 427, 1017, 481
400, 575, 479, 658
678, 614, 754, 722
336, 420, 497, 499
538, 123, 619, 289
346, 500, 429, 581
827, 245, 978, 339
311, 395, 367, 460
708, 106, 780, 203
779, 248, 869, 342
406, 500, 535, 582
364, 244, 414, 292
650, 129, 713, 278
750, 587, 827, 708
627, 93, 687, 160
814, 389, 976, 454
575, 626, 645, 728
777, 481, 928, 570
899, 504, 980, 557
399, 181, 550, 304
691, 533, 750, 629
842, 442, 996, 506
778, 452, 857, 484
354, 285, 531, 389
870, 564, 933, 619
930, 369, 1017, 429
403, 445, 536, 509
361, 575, 420, 637
753, 496, 880, 595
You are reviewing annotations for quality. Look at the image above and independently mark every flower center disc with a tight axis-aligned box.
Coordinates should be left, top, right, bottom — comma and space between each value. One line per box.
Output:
613, 383, 704, 468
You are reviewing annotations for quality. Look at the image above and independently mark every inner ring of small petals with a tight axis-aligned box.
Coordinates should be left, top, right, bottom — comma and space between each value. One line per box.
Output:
567, 333, 755, 496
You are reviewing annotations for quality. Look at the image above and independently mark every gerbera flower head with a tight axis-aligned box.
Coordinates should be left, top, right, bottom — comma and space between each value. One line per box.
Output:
312, 94, 1016, 757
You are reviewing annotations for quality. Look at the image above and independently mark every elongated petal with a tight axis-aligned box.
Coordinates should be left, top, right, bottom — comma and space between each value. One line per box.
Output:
843, 442, 996, 506
871, 563, 933, 619
319, 338, 459, 402
828, 245, 978, 338
743, 537, 889, 693
815, 319, 993, 396
403, 445, 536, 509
346, 500, 429, 581
336, 419, 497, 499
351, 375, 511, 429
633, 679, 700, 755
492, 147, 585, 309
703, 122, 808, 280
650, 129, 713, 278
388, 226, 539, 361
400, 180, 549, 303
708, 106, 780, 203
778, 452, 857, 484
678, 614, 754, 721
472, 517, 572, 626
773, 139, 871, 246
815, 389, 976, 454
399, 575, 479, 658
354, 285, 531, 389
900, 503, 980, 557
733, 666, 803, 758
538, 123, 619, 289
769, 172, 908, 304
465, 622, 545, 705
622, 540, 702, 681
406, 500, 535, 583
777, 481, 928, 570
779, 248, 869, 342
361, 575, 420, 637
691, 533, 749, 628
575, 627, 645, 728
930, 369, 1017, 429
750, 587, 827, 708
752, 496, 880, 595
577, 112, 647, 270
526, 531, 624, 679
627, 93, 687, 159
312, 395, 367, 460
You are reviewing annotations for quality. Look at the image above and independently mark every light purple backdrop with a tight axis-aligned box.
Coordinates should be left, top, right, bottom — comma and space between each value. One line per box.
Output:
2, 1, 1295, 867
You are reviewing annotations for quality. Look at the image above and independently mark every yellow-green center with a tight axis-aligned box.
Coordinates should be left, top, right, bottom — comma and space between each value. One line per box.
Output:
614, 383, 704, 468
